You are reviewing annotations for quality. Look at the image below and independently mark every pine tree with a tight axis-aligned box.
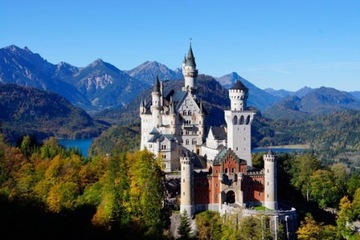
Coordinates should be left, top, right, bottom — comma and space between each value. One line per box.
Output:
178, 210, 192, 240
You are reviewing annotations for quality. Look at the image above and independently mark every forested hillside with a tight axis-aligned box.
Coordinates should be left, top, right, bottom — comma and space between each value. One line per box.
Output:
257, 110, 360, 168
0, 84, 109, 144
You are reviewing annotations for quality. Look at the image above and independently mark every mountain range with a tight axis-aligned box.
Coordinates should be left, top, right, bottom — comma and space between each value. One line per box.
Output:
1, 45, 360, 120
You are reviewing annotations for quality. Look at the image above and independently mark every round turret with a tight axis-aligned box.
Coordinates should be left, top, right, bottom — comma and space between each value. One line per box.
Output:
151, 76, 162, 125
229, 80, 248, 111
180, 152, 194, 216
264, 149, 278, 210
182, 45, 198, 92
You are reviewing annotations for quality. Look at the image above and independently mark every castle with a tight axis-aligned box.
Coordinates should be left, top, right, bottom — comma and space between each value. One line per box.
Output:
139, 44, 277, 216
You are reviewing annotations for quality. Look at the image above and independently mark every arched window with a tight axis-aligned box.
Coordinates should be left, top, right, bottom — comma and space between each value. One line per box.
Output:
240, 115, 244, 125
185, 139, 189, 145
232, 115, 238, 125
192, 139, 197, 145
183, 110, 187, 115
188, 110, 192, 115
246, 115, 250, 125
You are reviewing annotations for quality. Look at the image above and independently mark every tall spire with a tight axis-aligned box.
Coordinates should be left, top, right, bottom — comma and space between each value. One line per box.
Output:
185, 44, 196, 67
182, 43, 198, 92
153, 74, 160, 92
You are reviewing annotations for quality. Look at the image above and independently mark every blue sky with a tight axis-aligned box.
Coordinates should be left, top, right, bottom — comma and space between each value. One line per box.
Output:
1, 0, 360, 91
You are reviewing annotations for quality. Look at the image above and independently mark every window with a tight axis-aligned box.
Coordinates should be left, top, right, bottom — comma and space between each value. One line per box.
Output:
161, 144, 166, 149
186, 139, 189, 145
232, 116, 238, 125
149, 144, 152, 148
162, 154, 166, 159
246, 115, 250, 124
240, 115, 244, 124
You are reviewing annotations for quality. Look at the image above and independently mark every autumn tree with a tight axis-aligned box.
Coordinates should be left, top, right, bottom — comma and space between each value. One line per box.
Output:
195, 210, 222, 240
336, 196, 357, 239
351, 188, 360, 220
238, 215, 270, 240
297, 213, 337, 240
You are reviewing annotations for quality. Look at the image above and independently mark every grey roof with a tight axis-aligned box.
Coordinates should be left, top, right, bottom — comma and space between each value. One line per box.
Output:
267, 149, 275, 155
230, 80, 248, 91
153, 75, 160, 92
211, 126, 227, 140
185, 45, 196, 67
213, 147, 247, 166
147, 132, 176, 143
149, 127, 160, 135
172, 90, 186, 102
213, 147, 229, 164
163, 134, 176, 141
147, 134, 160, 143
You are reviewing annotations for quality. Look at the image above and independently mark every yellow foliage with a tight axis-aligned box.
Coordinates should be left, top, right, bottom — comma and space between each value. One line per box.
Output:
297, 214, 322, 240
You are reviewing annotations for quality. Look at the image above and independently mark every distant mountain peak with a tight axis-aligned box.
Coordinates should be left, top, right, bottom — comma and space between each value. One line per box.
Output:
126, 60, 183, 85
5, 45, 20, 51
216, 71, 247, 89
90, 58, 105, 66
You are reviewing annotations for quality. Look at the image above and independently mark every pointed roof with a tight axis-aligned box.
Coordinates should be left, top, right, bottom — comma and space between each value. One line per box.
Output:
185, 45, 196, 67
267, 149, 275, 156
211, 126, 227, 140
230, 80, 248, 91
149, 127, 160, 135
153, 75, 160, 92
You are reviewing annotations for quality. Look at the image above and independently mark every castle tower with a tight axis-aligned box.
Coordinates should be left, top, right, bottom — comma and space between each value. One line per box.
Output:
224, 80, 255, 165
180, 152, 194, 216
182, 44, 198, 93
151, 75, 162, 126
264, 149, 278, 210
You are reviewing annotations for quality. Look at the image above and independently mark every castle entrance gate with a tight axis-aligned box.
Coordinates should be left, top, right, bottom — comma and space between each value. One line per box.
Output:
226, 191, 235, 204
